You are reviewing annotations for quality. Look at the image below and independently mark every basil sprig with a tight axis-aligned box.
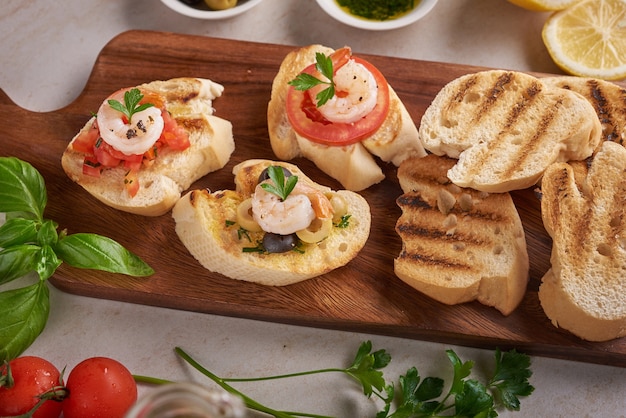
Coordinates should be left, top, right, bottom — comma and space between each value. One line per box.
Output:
0, 157, 154, 362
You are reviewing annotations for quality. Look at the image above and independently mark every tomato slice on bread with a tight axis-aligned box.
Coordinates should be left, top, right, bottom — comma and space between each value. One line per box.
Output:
286, 52, 390, 146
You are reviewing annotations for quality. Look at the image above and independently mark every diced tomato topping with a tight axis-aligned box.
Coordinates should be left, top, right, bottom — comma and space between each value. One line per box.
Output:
160, 110, 190, 150
93, 141, 122, 167
124, 169, 140, 198
73, 120, 100, 154
82, 155, 102, 177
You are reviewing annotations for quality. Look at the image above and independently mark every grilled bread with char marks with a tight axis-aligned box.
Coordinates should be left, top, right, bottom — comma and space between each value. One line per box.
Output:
172, 159, 371, 286
394, 155, 529, 315
419, 70, 602, 193
539, 140, 626, 341
62, 77, 235, 216
542, 76, 626, 146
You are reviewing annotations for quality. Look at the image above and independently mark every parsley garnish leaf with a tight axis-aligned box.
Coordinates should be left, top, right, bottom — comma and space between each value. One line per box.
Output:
288, 52, 336, 107
260, 166, 298, 201
346, 340, 391, 397
488, 348, 535, 411
107, 88, 154, 121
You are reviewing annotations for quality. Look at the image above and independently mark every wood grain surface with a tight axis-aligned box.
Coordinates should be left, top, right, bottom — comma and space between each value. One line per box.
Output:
1, 30, 623, 367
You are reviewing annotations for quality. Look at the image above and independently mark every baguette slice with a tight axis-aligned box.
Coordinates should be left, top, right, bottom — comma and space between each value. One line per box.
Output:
62, 77, 235, 216
539, 140, 626, 341
419, 70, 602, 193
542, 75, 626, 146
394, 155, 529, 315
267, 44, 425, 191
172, 159, 371, 286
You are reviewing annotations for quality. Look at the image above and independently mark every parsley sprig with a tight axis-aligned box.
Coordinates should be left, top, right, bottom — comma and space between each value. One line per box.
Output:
134, 341, 534, 418
260, 166, 299, 201
107, 88, 154, 120
288, 52, 336, 107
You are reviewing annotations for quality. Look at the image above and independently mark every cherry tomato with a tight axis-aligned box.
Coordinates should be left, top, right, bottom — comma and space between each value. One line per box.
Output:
63, 357, 137, 418
0, 356, 64, 418
286, 52, 390, 146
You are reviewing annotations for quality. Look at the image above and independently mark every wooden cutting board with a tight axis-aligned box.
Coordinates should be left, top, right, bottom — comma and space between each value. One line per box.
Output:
1, 30, 624, 367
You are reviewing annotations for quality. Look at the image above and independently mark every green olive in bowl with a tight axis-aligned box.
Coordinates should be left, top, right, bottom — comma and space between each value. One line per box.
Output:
204, 0, 237, 10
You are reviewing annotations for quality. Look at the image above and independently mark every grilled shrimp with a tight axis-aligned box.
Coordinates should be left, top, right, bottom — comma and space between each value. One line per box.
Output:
310, 56, 379, 124
96, 89, 164, 156
251, 182, 334, 235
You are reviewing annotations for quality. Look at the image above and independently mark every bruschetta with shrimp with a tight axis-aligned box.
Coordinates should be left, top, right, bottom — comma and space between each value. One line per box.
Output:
267, 45, 426, 191
171, 159, 371, 286
62, 77, 235, 216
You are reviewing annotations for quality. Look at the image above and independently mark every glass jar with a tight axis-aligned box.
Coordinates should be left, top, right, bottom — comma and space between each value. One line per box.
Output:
125, 382, 246, 418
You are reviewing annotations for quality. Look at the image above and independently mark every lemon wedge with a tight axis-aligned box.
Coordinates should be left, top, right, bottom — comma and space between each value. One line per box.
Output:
507, 0, 580, 11
542, 0, 626, 80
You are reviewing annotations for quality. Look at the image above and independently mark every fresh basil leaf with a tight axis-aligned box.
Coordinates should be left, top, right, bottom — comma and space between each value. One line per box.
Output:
0, 245, 41, 285
0, 218, 39, 247
55, 233, 154, 276
36, 219, 59, 246
0, 157, 47, 221
36, 245, 61, 280
0, 281, 50, 363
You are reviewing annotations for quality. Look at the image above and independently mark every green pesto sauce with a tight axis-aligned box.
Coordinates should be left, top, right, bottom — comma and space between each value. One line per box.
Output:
336, 0, 418, 21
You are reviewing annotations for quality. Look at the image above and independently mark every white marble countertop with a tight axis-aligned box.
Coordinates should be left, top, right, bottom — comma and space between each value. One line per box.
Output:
1, 0, 625, 417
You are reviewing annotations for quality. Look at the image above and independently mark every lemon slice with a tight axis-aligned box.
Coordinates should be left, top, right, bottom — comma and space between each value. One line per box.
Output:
507, 0, 580, 11
542, 0, 626, 80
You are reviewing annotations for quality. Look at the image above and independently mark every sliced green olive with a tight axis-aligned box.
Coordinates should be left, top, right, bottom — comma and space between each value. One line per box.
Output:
296, 217, 333, 244
236, 198, 262, 232
328, 193, 348, 223
204, 0, 237, 10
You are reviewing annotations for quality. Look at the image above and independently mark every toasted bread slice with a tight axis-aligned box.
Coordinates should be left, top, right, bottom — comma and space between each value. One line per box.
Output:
394, 155, 529, 315
267, 44, 425, 191
419, 70, 602, 193
539, 140, 626, 341
62, 77, 235, 216
542, 76, 626, 146
172, 159, 371, 286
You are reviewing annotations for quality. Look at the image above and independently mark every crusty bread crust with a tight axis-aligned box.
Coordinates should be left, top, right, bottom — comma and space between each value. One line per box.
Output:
61, 78, 235, 216
394, 155, 529, 315
172, 160, 372, 286
539, 140, 626, 341
267, 44, 425, 191
419, 70, 602, 193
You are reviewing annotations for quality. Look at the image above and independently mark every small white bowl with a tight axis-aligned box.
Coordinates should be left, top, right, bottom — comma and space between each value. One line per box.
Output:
315, 0, 438, 30
160, 0, 265, 19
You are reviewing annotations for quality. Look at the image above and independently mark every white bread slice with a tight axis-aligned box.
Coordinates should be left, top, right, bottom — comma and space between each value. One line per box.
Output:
267, 44, 426, 191
394, 155, 529, 315
62, 77, 235, 216
542, 75, 626, 146
539, 140, 626, 341
419, 70, 602, 193
172, 159, 371, 286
